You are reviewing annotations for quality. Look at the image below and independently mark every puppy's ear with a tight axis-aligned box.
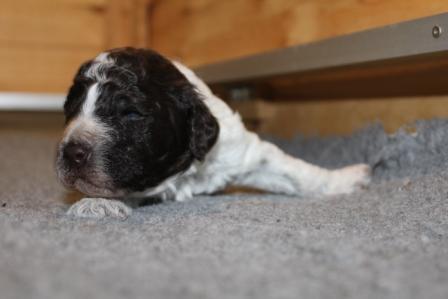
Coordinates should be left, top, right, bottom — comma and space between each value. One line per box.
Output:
187, 89, 219, 161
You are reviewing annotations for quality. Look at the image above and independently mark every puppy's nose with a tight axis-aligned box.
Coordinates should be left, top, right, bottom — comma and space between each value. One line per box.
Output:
63, 142, 90, 168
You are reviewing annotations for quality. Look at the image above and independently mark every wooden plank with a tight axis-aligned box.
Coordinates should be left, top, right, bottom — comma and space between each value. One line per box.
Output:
0, 0, 153, 93
0, 45, 99, 92
230, 96, 448, 137
0, 0, 107, 48
0, 0, 105, 92
105, 0, 152, 48
135, 0, 153, 48
105, 0, 138, 48
151, 0, 448, 67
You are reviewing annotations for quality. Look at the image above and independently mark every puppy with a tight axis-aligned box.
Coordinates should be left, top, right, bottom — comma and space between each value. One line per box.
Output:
56, 48, 370, 219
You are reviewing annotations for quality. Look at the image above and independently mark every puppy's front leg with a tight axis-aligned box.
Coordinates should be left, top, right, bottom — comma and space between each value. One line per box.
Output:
66, 198, 132, 220
233, 133, 370, 197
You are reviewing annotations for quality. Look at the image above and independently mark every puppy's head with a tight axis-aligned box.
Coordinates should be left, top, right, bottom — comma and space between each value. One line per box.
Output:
56, 48, 219, 197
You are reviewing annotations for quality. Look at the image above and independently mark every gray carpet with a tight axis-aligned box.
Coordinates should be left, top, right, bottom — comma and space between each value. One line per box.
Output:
1, 120, 448, 299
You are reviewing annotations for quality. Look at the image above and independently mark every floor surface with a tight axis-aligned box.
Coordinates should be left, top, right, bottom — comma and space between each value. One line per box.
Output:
1, 120, 447, 299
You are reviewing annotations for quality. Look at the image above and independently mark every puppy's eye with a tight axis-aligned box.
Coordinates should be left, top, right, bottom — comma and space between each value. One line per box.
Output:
122, 110, 144, 121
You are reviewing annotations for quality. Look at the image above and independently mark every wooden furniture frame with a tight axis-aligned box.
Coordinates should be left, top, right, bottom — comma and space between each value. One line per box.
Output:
194, 13, 448, 100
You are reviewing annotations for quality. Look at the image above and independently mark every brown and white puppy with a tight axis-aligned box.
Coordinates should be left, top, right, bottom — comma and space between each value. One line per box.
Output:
56, 48, 370, 219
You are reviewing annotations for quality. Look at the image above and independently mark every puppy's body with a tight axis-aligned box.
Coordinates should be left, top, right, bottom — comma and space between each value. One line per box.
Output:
57, 48, 370, 219
149, 62, 368, 201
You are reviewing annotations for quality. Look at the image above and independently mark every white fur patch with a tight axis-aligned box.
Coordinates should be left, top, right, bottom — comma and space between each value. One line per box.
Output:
95, 52, 111, 63
62, 83, 107, 144
82, 82, 99, 116
85, 52, 114, 82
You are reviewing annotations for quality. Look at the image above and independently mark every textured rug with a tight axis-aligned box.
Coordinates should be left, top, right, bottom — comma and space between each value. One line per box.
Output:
1, 120, 447, 299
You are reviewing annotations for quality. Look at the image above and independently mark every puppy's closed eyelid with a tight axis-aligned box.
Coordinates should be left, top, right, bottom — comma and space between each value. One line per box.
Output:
119, 109, 154, 123
122, 112, 143, 121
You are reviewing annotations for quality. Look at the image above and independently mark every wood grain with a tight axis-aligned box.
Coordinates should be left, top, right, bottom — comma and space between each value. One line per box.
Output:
0, 0, 106, 48
105, 0, 152, 48
151, 0, 448, 67
230, 96, 448, 137
0, 0, 152, 92
0, 46, 97, 92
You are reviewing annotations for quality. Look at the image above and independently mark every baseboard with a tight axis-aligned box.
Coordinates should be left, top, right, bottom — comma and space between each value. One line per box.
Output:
0, 93, 64, 111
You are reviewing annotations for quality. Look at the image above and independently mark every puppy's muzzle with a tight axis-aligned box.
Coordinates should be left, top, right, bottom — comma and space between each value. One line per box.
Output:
62, 141, 92, 170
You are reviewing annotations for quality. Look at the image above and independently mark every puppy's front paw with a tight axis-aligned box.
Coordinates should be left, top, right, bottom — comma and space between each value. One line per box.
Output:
325, 164, 371, 195
66, 198, 132, 220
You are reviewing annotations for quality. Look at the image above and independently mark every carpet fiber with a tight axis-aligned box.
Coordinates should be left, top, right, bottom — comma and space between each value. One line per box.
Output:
1, 120, 448, 299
